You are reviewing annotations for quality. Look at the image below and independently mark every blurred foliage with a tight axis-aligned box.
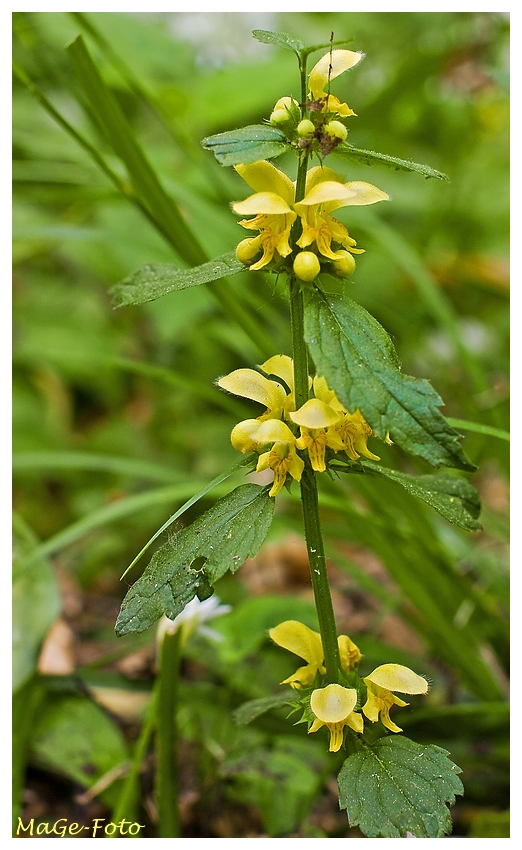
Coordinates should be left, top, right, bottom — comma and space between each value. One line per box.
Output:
13, 11, 509, 838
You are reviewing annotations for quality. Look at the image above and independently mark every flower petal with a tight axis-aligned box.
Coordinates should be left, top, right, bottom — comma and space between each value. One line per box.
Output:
217, 369, 286, 413
305, 165, 345, 195
269, 620, 324, 666
338, 634, 362, 670
310, 684, 358, 723
290, 398, 342, 429
235, 161, 295, 206
329, 181, 390, 210
297, 181, 360, 208
260, 354, 295, 391
366, 663, 428, 695
253, 419, 296, 445
233, 192, 293, 216
309, 50, 363, 100
230, 419, 262, 453
288, 447, 305, 481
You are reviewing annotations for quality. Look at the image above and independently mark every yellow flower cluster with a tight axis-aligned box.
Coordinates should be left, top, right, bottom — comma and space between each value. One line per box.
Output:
233, 49, 388, 281
233, 161, 388, 280
270, 620, 429, 752
217, 355, 380, 496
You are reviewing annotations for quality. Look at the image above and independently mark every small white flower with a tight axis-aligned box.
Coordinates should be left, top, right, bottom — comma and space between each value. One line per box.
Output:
156, 596, 231, 650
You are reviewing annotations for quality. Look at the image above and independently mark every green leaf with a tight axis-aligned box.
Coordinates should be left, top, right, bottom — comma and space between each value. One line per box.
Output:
251, 29, 305, 56
110, 251, 245, 308
304, 290, 475, 471
233, 692, 296, 726
115, 484, 274, 636
338, 736, 463, 838
201, 124, 288, 166
31, 694, 129, 807
334, 143, 449, 180
121, 455, 255, 579
332, 461, 482, 531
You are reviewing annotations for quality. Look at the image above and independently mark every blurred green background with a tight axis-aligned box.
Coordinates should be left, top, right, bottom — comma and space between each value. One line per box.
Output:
13, 11, 509, 838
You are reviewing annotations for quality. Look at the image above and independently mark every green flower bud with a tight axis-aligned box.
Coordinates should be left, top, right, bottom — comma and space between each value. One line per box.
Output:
332, 250, 356, 277
325, 120, 348, 142
293, 251, 321, 282
297, 119, 315, 138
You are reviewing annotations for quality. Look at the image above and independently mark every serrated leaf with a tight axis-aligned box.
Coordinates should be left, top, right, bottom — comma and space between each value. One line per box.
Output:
251, 29, 305, 56
338, 736, 463, 838
333, 461, 481, 530
201, 124, 288, 166
233, 692, 296, 726
115, 485, 274, 636
334, 143, 449, 180
110, 251, 245, 308
304, 291, 475, 471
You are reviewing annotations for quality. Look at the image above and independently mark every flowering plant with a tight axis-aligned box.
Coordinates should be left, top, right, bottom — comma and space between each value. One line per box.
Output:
109, 29, 485, 838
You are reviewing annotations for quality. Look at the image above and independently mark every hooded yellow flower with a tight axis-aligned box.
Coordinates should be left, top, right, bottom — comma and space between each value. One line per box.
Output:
362, 663, 429, 733
308, 49, 363, 117
269, 620, 362, 688
295, 166, 389, 265
269, 620, 325, 688
254, 419, 304, 496
259, 353, 304, 418
290, 374, 380, 468
309, 684, 364, 751
233, 161, 297, 271
290, 398, 344, 472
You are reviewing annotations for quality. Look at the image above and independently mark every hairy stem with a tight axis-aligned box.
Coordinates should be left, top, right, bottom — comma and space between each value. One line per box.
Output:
289, 279, 341, 681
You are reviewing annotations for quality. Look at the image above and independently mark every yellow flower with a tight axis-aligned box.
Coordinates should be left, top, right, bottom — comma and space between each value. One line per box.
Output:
338, 634, 363, 669
259, 354, 300, 418
269, 620, 362, 688
308, 49, 363, 117
290, 398, 344, 472
335, 409, 381, 462
301, 375, 380, 464
295, 166, 389, 263
269, 620, 325, 688
309, 684, 364, 751
217, 367, 287, 421
363, 663, 429, 733
255, 420, 304, 496
232, 161, 297, 270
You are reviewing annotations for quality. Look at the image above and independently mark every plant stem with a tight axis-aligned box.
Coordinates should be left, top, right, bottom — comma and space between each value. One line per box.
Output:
155, 630, 182, 837
289, 279, 341, 682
